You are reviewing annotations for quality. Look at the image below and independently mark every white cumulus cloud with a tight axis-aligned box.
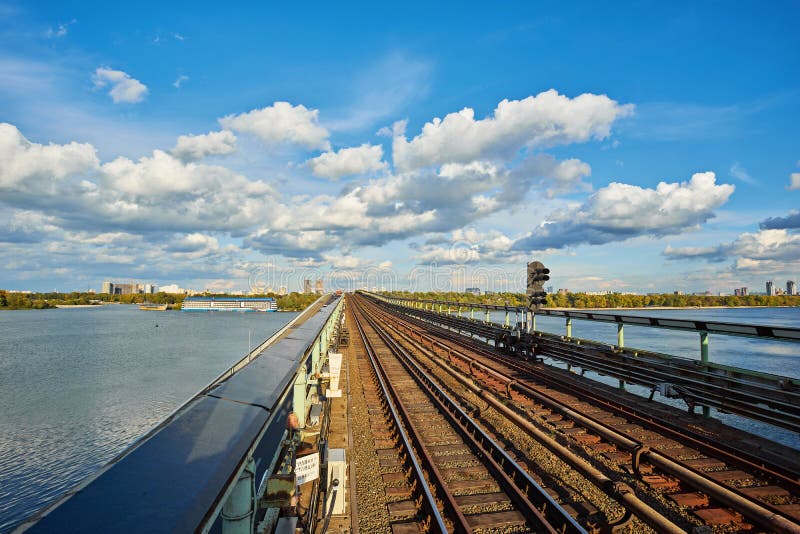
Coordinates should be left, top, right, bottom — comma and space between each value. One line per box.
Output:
306, 143, 387, 180
92, 67, 148, 103
513, 172, 735, 250
0, 122, 98, 189
219, 102, 330, 150
392, 89, 633, 171
171, 130, 237, 161
789, 172, 800, 191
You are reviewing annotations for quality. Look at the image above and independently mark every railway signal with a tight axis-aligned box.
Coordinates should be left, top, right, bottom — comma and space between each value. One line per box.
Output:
527, 260, 549, 311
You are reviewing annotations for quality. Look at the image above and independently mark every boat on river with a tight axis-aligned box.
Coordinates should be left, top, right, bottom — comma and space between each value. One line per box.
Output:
139, 302, 168, 311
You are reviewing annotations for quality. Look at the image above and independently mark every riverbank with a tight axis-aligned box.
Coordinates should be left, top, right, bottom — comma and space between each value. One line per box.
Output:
55, 304, 108, 308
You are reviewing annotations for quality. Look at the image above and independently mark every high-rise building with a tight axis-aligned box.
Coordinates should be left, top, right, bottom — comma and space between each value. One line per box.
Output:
101, 281, 157, 295
303, 279, 312, 294
465, 287, 482, 296
788, 280, 797, 296
315, 279, 324, 295
766, 281, 776, 296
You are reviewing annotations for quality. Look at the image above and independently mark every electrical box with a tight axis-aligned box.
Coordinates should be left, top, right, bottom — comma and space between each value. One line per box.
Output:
326, 448, 347, 515
308, 403, 322, 426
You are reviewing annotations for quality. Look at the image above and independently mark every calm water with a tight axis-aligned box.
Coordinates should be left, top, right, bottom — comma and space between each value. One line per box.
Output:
0, 305, 296, 532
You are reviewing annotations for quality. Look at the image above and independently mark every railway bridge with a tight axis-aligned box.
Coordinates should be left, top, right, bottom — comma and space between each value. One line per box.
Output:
15, 291, 800, 534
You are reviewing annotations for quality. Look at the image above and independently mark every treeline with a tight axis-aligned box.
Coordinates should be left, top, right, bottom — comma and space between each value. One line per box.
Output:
0, 291, 57, 309
0, 290, 322, 311
382, 291, 799, 309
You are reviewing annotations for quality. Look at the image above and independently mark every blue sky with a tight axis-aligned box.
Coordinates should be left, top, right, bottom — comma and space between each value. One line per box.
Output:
1, 1, 798, 294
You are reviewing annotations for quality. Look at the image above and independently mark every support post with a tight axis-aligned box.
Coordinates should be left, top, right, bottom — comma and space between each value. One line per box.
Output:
531, 313, 536, 332
485, 310, 491, 323
565, 317, 572, 338
526, 311, 532, 333
504, 310, 510, 327
470, 308, 474, 320
293, 370, 307, 428
617, 323, 625, 390
222, 457, 256, 534
700, 331, 710, 417
312, 338, 320, 375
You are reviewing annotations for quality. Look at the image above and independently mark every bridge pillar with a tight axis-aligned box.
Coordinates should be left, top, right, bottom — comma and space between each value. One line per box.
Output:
617, 324, 625, 390
221, 457, 256, 534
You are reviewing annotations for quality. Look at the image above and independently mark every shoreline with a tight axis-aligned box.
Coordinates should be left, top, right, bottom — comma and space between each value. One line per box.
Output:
55, 304, 108, 308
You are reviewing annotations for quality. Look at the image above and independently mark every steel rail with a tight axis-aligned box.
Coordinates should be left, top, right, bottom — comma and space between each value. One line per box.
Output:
365, 297, 800, 534
387, 301, 800, 433
349, 304, 450, 534
448, 330, 800, 494
385, 301, 800, 489
352, 297, 583, 534
364, 298, 687, 534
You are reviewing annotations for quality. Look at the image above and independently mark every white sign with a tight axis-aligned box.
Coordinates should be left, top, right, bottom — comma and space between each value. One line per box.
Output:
328, 352, 343, 391
295, 452, 319, 485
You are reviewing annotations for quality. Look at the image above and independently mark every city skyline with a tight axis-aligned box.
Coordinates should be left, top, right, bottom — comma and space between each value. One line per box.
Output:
1, 2, 798, 294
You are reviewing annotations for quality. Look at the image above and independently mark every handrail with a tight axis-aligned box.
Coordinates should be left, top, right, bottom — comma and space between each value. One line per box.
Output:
374, 293, 800, 343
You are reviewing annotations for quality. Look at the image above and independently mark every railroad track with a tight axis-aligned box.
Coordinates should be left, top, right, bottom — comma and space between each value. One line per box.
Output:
348, 296, 586, 534
359, 294, 800, 533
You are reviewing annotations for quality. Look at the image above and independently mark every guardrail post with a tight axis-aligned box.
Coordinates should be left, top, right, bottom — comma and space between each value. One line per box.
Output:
222, 457, 255, 534
565, 317, 572, 338
312, 336, 321, 374
617, 323, 625, 390
293, 370, 308, 428
700, 331, 710, 417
